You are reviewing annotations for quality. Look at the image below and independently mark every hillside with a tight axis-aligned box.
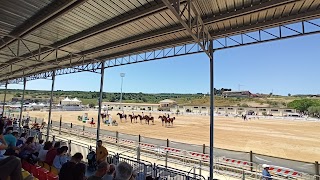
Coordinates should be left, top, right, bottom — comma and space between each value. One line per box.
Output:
0, 89, 308, 107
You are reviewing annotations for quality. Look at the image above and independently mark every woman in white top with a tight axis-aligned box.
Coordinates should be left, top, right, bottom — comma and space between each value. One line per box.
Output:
38, 141, 53, 162
53, 146, 69, 171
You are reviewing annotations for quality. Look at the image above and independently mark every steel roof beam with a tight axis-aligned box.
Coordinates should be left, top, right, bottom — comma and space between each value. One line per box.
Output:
1, 0, 318, 81
0, 0, 85, 50
1, 0, 297, 74
0, 0, 168, 70
162, 0, 212, 58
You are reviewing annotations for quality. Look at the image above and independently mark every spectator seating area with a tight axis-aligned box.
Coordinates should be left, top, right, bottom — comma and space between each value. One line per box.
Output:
21, 160, 59, 180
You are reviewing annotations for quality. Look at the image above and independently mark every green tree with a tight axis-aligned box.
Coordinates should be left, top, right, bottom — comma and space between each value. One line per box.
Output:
287, 99, 320, 112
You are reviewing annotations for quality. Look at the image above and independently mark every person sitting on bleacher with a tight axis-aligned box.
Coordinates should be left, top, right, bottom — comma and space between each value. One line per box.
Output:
59, 152, 84, 180
52, 146, 69, 171
4, 128, 20, 155
0, 119, 23, 180
102, 164, 115, 180
45, 141, 60, 166
113, 161, 135, 180
39, 141, 53, 162
87, 161, 109, 180
19, 137, 38, 161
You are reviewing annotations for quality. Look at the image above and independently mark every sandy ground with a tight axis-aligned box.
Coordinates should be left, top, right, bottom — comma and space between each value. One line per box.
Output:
16, 110, 320, 163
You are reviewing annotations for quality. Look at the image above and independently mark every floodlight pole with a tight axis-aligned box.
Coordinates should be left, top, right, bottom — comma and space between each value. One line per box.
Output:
46, 71, 55, 141
2, 81, 8, 116
119, 73, 125, 113
97, 62, 105, 142
19, 77, 26, 131
209, 39, 215, 180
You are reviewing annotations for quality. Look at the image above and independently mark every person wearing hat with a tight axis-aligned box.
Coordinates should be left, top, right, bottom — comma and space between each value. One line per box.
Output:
262, 164, 272, 180
87, 161, 110, 180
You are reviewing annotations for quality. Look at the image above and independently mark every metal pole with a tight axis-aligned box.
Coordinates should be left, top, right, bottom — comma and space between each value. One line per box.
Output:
46, 71, 55, 141
209, 39, 214, 180
2, 81, 8, 116
19, 77, 26, 131
97, 62, 105, 142
119, 73, 125, 113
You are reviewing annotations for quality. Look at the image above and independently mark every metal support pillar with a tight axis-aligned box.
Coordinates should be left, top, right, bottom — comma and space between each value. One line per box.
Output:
46, 71, 55, 141
97, 62, 105, 142
19, 77, 26, 131
209, 39, 214, 180
2, 81, 8, 116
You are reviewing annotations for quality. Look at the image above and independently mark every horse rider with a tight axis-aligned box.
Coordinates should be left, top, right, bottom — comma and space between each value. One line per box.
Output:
167, 113, 170, 119
132, 112, 134, 116
142, 112, 144, 117
149, 112, 152, 117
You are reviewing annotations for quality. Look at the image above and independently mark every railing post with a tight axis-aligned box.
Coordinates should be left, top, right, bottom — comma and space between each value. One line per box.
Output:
68, 140, 71, 155
315, 161, 319, 180
139, 134, 141, 142
35, 117, 37, 124
70, 123, 73, 129
137, 144, 141, 162
59, 115, 62, 135
242, 170, 245, 180
203, 144, 206, 154
83, 125, 85, 135
250, 151, 253, 172
165, 151, 168, 169
52, 135, 55, 142
199, 160, 202, 178
166, 138, 169, 147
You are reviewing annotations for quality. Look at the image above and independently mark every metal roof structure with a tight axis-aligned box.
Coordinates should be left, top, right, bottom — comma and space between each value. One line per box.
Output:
0, 0, 320, 84
2, 1, 320, 179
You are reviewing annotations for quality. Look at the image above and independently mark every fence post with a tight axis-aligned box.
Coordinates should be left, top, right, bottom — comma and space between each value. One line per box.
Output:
68, 140, 71, 155
116, 131, 119, 149
83, 125, 85, 135
166, 139, 169, 147
59, 115, 62, 135
35, 117, 37, 123
139, 134, 141, 143
70, 123, 73, 129
137, 145, 141, 162
250, 151, 253, 172
203, 144, 206, 154
315, 161, 319, 180
165, 151, 168, 169
199, 160, 202, 178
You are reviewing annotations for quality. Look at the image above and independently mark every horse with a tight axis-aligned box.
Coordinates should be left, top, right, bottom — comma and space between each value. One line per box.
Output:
128, 115, 138, 123
117, 113, 127, 123
158, 115, 169, 127
168, 117, 175, 126
144, 115, 154, 125
137, 115, 145, 124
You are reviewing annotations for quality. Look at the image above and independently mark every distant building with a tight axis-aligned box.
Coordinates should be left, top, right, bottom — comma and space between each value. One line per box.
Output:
222, 91, 252, 98
159, 99, 177, 107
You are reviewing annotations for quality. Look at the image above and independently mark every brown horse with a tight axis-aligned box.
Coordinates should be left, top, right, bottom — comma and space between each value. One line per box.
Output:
137, 115, 145, 124
144, 115, 154, 125
168, 117, 175, 126
128, 115, 138, 123
158, 115, 169, 126
117, 113, 127, 123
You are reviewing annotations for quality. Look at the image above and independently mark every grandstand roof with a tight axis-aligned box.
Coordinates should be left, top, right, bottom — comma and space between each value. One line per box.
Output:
0, 0, 320, 83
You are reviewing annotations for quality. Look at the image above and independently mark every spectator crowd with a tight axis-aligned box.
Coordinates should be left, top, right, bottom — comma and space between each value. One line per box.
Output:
0, 115, 142, 180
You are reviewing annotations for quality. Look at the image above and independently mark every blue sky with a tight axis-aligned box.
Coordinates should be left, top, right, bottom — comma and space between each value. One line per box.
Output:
3, 34, 320, 95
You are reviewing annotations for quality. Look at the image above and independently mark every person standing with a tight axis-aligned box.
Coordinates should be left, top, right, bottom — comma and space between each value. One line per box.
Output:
87, 162, 109, 180
96, 140, 108, 164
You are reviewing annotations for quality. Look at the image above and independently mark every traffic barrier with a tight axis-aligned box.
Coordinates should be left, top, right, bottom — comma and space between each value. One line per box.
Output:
222, 157, 250, 167
267, 165, 302, 177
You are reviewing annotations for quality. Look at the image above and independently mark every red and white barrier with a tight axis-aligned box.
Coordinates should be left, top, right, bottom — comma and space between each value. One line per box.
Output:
140, 143, 155, 149
267, 165, 301, 177
163, 147, 181, 153
189, 152, 210, 161
121, 139, 134, 144
222, 157, 250, 166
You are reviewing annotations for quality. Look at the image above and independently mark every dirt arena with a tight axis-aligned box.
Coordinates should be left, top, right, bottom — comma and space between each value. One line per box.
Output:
18, 110, 320, 163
